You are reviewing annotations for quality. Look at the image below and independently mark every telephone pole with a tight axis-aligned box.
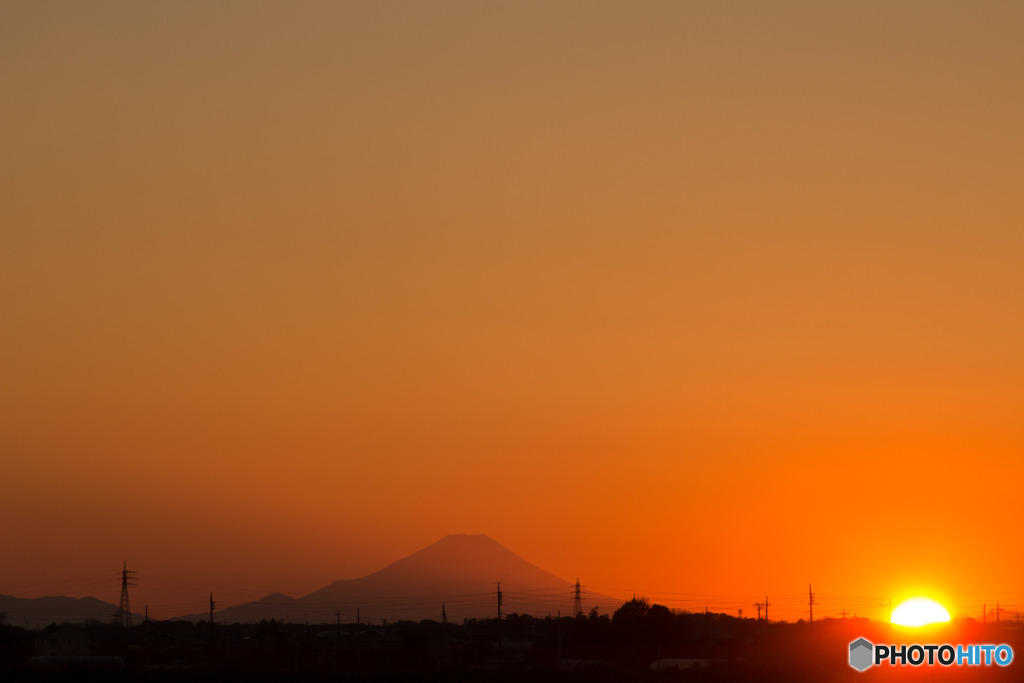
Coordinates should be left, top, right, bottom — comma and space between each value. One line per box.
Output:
115, 562, 136, 629
573, 579, 583, 618
764, 596, 770, 623
496, 582, 503, 657
808, 583, 816, 624
753, 602, 763, 621
209, 592, 216, 644
992, 602, 1005, 624
442, 603, 449, 665
557, 610, 562, 661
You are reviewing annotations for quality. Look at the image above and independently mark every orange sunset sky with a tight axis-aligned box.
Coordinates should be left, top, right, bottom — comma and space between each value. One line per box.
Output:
2, 2, 1023, 622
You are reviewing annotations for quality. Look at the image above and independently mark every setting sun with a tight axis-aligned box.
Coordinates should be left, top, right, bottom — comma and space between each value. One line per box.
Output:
891, 598, 952, 627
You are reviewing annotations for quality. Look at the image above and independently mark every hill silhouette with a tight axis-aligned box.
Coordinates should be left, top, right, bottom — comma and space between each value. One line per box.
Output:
190, 534, 603, 623
0, 593, 131, 628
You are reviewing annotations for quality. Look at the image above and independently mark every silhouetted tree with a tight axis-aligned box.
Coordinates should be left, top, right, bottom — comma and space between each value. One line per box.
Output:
612, 597, 650, 625
648, 603, 673, 633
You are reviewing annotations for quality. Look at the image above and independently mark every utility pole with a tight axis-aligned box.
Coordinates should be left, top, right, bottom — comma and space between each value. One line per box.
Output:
557, 610, 562, 662
442, 603, 449, 665
841, 607, 847, 620
573, 579, 583, 619
992, 602, 1005, 624
808, 583, 816, 624
115, 562, 136, 629
753, 602, 763, 621
764, 596, 770, 624
497, 581, 503, 658
209, 592, 216, 646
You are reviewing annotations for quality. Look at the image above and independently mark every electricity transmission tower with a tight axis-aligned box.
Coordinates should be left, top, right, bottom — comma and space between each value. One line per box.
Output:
115, 562, 136, 628
573, 579, 583, 618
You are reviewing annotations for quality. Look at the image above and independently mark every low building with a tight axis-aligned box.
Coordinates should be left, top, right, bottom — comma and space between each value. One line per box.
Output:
35, 627, 91, 657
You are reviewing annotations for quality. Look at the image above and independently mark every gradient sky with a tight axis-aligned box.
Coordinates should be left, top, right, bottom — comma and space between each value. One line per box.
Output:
3, 1, 1023, 622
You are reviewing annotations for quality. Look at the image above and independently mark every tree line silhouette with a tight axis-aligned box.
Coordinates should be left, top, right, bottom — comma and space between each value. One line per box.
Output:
5, 599, 1024, 681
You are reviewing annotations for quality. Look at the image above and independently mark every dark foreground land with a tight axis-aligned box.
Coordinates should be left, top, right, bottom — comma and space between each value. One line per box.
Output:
4, 600, 1024, 681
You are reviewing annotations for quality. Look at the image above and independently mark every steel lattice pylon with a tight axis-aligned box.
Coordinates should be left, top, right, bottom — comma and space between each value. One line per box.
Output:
115, 561, 136, 628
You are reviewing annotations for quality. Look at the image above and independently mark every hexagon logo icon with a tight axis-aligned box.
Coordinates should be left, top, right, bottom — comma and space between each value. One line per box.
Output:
849, 638, 874, 671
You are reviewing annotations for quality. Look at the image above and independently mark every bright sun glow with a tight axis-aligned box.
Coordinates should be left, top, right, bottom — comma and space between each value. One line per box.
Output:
891, 597, 951, 627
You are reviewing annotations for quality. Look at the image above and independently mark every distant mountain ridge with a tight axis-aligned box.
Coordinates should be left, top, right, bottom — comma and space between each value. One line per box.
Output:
0, 593, 131, 629
307, 533, 567, 598
186, 534, 604, 624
